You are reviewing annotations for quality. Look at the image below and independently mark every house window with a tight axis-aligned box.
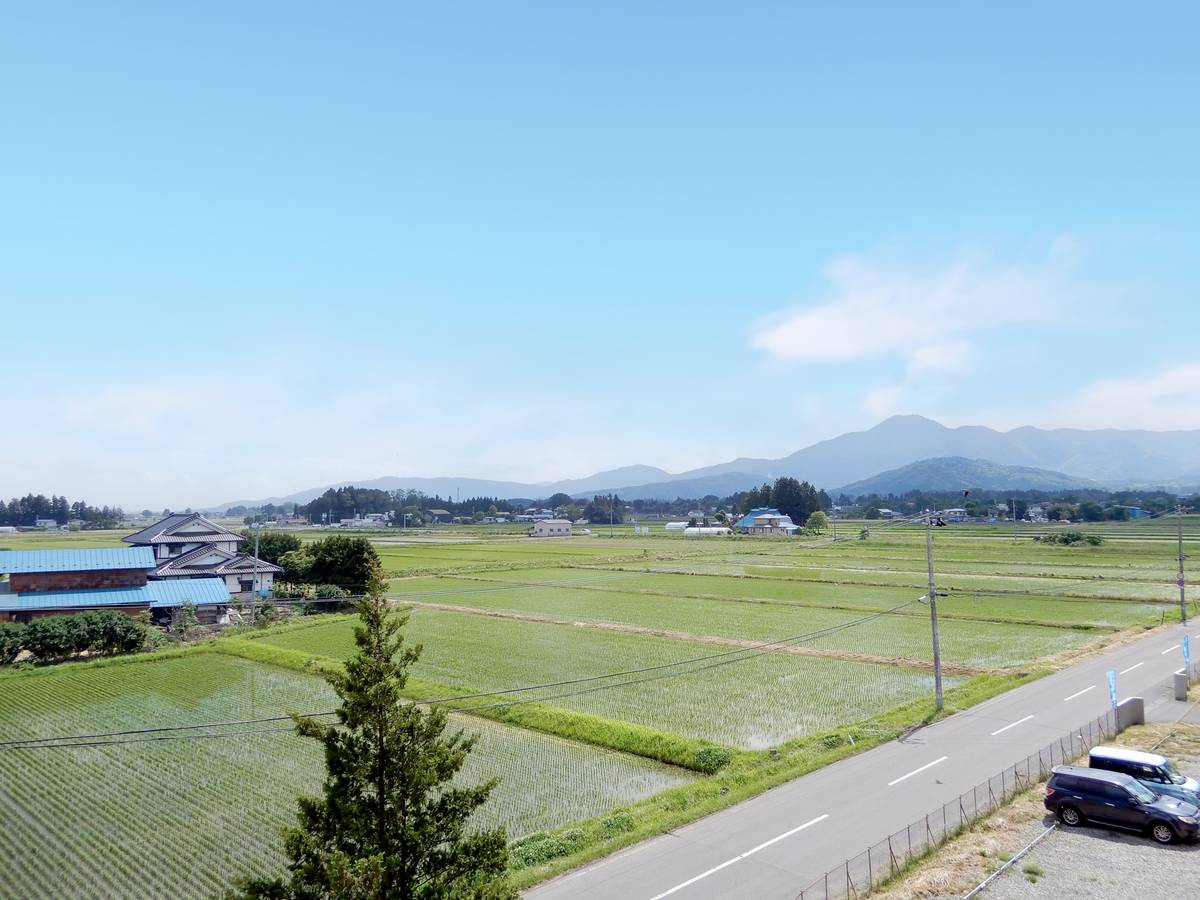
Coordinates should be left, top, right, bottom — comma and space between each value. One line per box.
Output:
239, 579, 254, 592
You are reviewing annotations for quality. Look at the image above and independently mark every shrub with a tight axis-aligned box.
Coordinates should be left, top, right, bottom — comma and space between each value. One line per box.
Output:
23, 616, 75, 662
694, 745, 735, 773
0, 622, 26, 665
509, 828, 587, 868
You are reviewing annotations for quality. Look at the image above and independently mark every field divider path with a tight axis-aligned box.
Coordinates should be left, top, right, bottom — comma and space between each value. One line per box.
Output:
438, 572, 1130, 633
388, 598, 990, 676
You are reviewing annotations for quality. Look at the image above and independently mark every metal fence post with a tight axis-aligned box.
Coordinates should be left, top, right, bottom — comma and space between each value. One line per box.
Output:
867, 845, 873, 887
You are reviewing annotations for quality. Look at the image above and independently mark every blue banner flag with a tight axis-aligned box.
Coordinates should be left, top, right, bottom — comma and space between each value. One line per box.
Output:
1107, 669, 1118, 710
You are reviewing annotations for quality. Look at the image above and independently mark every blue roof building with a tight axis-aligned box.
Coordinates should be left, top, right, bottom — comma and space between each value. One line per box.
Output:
0, 578, 230, 613
732, 508, 799, 534
0, 547, 155, 573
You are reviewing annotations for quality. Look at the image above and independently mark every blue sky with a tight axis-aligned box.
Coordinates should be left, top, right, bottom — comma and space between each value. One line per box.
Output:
2, 2, 1197, 509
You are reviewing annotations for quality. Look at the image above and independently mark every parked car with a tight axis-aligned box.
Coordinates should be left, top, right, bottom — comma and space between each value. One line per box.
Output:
1044, 765, 1200, 844
1089, 745, 1200, 805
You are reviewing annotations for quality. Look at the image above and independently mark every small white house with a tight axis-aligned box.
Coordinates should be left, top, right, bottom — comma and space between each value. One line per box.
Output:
530, 519, 572, 537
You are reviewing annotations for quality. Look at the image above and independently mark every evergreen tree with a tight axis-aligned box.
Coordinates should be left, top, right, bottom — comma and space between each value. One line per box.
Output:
232, 572, 513, 900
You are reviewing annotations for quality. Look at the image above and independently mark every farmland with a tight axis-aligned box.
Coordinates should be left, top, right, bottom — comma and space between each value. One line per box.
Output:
2, 516, 1198, 895
0, 652, 693, 899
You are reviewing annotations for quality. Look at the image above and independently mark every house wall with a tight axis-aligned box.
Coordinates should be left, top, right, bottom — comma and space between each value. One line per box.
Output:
9, 569, 150, 593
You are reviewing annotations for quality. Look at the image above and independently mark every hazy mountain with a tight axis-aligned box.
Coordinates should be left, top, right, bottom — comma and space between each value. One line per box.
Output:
208, 415, 1200, 509
835, 456, 1100, 497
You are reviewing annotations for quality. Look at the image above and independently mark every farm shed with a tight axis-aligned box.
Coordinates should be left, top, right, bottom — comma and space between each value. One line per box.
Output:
530, 519, 572, 537
0, 579, 231, 625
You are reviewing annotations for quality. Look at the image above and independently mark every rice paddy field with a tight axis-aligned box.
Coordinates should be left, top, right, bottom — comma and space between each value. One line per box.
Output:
3, 515, 1199, 896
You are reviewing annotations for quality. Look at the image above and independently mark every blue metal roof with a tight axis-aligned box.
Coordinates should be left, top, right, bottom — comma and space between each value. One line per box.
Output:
0, 547, 156, 574
732, 507, 786, 529
0, 577, 230, 611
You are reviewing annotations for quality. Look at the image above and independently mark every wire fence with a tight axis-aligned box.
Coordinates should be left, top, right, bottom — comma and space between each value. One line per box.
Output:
793, 708, 1120, 900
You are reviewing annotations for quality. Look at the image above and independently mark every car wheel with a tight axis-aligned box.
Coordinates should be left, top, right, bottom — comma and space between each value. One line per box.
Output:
1059, 805, 1083, 826
1150, 822, 1175, 844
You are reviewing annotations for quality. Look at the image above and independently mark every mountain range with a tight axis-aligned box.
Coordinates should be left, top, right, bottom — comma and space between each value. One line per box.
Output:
835, 456, 1101, 497
209, 415, 1200, 509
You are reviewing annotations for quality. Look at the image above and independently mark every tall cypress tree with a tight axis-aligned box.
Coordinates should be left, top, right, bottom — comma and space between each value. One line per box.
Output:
234, 572, 513, 899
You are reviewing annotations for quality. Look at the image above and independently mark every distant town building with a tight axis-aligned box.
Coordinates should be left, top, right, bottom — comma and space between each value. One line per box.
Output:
123, 513, 281, 598
426, 509, 452, 524
943, 508, 968, 523
0, 547, 229, 624
530, 519, 572, 537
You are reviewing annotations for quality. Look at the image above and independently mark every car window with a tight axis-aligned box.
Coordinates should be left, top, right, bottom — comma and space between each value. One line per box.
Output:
1164, 761, 1188, 785
1126, 781, 1157, 803
1053, 775, 1078, 791
1097, 783, 1132, 802
1138, 764, 1163, 782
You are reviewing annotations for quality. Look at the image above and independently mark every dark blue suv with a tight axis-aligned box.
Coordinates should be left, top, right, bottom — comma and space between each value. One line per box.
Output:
1045, 765, 1200, 844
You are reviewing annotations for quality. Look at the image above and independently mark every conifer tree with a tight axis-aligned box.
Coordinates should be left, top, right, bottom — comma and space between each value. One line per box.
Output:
234, 571, 513, 899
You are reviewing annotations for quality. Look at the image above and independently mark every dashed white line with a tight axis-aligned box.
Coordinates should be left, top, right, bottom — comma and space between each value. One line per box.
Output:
991, 714, 1034, 736
1161, 644, 1181, 655
1119, 662, 1144, 675
646, 814, 829, 899
888, 755, 949, 787
1063, 685, 1096, 702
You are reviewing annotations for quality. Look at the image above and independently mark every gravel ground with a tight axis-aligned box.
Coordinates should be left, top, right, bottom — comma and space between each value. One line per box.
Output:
983, 819, 1199, 899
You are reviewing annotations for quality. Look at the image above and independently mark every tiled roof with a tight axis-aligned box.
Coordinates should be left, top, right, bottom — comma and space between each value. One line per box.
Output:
0, 577, 230, 611
123, 513, 242, 545
153, 545, 282, 576
0, 547, 156, 574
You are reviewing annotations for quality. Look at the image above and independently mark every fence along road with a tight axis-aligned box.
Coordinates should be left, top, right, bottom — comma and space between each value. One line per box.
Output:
526, 621, 1199, 900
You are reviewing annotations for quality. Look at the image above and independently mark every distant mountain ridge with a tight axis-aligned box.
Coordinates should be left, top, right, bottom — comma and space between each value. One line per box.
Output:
835, 456, 1100, 497
207, 415, 1200, 509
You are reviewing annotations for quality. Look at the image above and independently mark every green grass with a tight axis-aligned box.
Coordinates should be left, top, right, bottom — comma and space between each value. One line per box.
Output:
437, 566, 1167, 628
249, 610, 967, 748
0, 651, 694, 899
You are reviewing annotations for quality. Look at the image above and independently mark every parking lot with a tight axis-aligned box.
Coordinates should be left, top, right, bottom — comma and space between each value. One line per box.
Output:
983, 819, 1199, 898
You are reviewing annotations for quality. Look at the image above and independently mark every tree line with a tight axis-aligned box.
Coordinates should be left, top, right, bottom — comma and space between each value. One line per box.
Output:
0, 494, 125, 529
735, 478, 830, 525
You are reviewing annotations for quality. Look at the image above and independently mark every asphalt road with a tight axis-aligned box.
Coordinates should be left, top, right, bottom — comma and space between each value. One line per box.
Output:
526, 622, 1200, 900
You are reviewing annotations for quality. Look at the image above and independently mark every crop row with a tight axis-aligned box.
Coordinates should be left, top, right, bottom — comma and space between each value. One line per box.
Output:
0, 653, 692, 898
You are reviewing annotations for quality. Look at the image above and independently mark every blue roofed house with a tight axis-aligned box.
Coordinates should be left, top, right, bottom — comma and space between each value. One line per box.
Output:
732, 508, 800, 535
0, 546, 230, 625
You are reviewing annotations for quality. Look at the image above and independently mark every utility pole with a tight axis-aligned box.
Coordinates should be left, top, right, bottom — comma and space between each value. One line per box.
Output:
1178, 504, 1188, 625
925, 510, 944, 711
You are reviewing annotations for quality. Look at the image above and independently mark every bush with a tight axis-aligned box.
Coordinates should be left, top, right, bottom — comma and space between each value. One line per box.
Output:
694, 745, 735, 773
509, 828, 588, 868
23, 616, 75, 661
0, 622, 26, 665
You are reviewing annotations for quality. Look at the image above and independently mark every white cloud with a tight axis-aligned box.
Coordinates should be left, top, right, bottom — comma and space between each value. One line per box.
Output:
1045, 364, 1200, 431
750, 245, 1076, 366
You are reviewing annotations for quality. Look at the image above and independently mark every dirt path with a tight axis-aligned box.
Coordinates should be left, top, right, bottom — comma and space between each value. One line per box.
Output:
390, 598, 990, 676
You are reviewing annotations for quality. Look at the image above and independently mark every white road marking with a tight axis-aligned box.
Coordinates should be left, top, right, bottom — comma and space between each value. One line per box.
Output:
1119, 662, 1144, 675
991, 714, 1034, 736
1161, 644, 1181, 655
646, 814, 829, 899
888, 755, 949, 787
1063, 685, 1096, 702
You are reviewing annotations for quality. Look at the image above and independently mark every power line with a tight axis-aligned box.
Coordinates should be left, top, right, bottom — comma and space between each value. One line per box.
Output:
1, 600, 919, 751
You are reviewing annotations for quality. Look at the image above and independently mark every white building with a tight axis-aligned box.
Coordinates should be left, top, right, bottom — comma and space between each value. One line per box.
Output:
123, 513, 282, 598
530, 519, 572, 537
